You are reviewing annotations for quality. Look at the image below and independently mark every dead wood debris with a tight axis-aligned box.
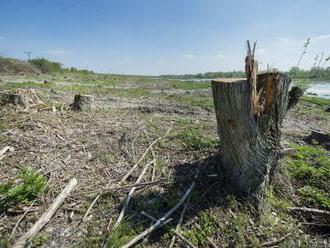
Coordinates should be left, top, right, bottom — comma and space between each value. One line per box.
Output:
120, 180, 197, 248
13, 178, 77, 248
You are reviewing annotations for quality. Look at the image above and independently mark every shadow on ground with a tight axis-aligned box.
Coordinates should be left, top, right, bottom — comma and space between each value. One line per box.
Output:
106, 152, 251, 247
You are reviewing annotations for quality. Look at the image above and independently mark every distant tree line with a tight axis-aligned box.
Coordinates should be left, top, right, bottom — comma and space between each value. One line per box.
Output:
160, 71, 246, 79
288, 67, 330, 81
28, 57, 94, 75
27, 57, 330, 81
161, 67, 330, 81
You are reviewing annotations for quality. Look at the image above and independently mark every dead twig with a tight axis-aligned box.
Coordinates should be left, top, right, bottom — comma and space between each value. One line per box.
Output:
114, 159, 155, 229
141, 212, 197, 248
119, 125, 172, 184
143, 130, 157, 182
288, 207, 330, 215
207, 237, 219, 248
13, 178, 77, 248
10, 200, 37, 238
0, 146, 14, 160
102, 179, 169, 193
121, 180, 196, 248
169, 187, 192, 248
280, 148, 296, 157
80, 194, 101, 224
261, 232, 292, 247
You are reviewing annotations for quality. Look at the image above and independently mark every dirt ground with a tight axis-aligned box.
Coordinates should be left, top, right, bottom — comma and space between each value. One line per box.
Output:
0, 75, 329, 247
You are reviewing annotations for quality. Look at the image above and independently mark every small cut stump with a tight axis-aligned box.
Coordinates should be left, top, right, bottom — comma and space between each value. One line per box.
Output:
71, 94, 95, 111
0, 89, 42, 107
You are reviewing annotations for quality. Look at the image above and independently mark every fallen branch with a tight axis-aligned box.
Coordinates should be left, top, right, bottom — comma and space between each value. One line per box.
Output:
261, 232, 292, 247
280, 148, 296, 157
169, 188, 192, 248
143, 130, 157, 182
141, 212, 197, 248
80, 193, 101, 224
102, 179, 169, 192
288, 207, 330, 215
207, 237, 219, 248
300, 222, 330, 227
119, 126, 172, 184
13, 178, 77, 248
10, 200, 37, 238
114, 159, 155, 229
0, 146, 14, 160
121, 180, 196, 248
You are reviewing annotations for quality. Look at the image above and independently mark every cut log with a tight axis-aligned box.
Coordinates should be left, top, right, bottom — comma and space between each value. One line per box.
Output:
71, 94, 95, 111
211, 72, 294, 199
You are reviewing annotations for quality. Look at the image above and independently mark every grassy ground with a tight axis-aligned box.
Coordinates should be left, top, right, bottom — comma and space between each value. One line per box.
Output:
0, 74, 329, 247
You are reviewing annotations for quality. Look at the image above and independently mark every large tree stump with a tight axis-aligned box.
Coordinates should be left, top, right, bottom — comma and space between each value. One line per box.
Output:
211, 72, 292, 199
71, 94, 95, 111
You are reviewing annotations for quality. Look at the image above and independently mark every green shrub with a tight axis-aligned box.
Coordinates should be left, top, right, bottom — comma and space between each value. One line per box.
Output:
0, 168, 46, 211
28, 58, 62, 73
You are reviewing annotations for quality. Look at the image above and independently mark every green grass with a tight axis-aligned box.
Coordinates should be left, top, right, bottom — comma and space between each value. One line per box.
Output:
165, 94, 214, 111
2, 81, 54, 90
286, 144, 330, 209
175, 119, 218, 151
0, 168, 46, 211
182, 210, 218, 246
31, 234, 49, 247
106, 221, 141, 248
301, 96, 330, 106
166, 80, 210, 90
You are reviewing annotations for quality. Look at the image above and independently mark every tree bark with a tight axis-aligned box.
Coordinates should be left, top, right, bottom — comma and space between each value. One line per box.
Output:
71, 94, 95, 111
0, 93, 27, 106
211, 72, 292, 199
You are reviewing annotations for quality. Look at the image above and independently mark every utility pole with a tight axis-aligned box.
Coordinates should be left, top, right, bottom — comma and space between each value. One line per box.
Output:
24, 51, 32, 60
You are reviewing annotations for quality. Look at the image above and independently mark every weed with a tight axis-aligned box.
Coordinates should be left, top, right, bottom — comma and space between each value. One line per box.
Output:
182, 210, 218, 246
31, 234, 49, 247
298, 186, 330, 208
175, 125, 217, 151
0, 168, 46, 211
106, 221, 140, 248
285, 144, 330, 208
0, 238, 9, 248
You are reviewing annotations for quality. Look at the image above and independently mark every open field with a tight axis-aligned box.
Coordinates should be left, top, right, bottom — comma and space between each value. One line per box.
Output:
0, 73, 330, 247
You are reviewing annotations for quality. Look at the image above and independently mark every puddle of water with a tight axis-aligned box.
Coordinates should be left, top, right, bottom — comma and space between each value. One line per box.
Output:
305, 82, 330, 99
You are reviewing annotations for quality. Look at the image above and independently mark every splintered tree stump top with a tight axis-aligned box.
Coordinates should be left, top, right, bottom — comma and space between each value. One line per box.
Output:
71, 94, 95, 111
211, 72, 292, 199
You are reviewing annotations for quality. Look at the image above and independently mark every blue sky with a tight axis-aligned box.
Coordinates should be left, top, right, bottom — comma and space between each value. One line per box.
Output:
0, 0, 329, 75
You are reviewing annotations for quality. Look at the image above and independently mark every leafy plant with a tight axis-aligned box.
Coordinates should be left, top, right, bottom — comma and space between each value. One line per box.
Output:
0, 168, 46, 211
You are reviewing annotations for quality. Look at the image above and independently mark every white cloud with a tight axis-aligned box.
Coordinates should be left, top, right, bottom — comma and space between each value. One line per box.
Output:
215, 53, 225, 58
45, 49, 70, 56
123, 57, 136, 62
256, 48, 266, 55
183, 53, 195, 60
311, 34, 330, 42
